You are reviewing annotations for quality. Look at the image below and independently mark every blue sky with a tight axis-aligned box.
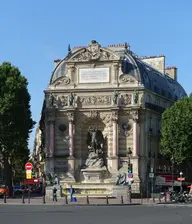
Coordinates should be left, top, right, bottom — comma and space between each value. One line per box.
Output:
0, 0, 192, 151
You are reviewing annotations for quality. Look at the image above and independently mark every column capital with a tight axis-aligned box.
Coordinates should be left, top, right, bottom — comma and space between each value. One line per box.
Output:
111, 110, 118, 122
130, 110, 139, 122
66, 111, 75, 122
47, 117, 55, 124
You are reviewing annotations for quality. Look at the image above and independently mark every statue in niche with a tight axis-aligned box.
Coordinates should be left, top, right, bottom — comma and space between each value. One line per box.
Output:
113, 90, 119, 105
133, 90, 139, 104
85, 127, 105, 168
118, 95, 125, 107
68, 92, 74, 106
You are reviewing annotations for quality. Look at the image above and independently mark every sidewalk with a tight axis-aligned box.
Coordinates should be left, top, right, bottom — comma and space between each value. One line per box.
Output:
0, 197, 160, 206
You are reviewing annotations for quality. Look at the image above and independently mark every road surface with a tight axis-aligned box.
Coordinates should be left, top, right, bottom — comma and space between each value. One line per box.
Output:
0, 204, 192, 224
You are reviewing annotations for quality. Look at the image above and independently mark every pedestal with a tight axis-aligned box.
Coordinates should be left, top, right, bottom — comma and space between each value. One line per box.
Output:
46, 185, 62, 198
81, 167, 107, 183
112, 186, 128, 197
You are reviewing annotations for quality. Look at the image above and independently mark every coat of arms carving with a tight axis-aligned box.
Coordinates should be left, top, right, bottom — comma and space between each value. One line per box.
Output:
87, 40, 101, 60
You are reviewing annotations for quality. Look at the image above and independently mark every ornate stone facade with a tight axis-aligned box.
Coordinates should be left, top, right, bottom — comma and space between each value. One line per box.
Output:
36, 40, 186, 196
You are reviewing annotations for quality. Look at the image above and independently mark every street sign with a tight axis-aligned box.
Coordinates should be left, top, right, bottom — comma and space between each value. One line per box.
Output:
177, 177, 185, 181
128, 173, 133, 178
149, 173, 155, 178
25, 162, 33, 171
26, 170, 32, 179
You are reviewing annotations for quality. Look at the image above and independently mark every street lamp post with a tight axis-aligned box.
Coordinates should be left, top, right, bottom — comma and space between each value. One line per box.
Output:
127, 147, 132, 204
179, 171, 183, 193
171, 156, 174, 192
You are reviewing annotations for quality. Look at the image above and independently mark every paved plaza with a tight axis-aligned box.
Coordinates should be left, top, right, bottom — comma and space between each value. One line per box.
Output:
1, 204, 192, 224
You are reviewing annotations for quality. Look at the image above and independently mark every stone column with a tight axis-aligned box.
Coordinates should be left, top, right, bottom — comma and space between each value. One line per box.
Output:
67, 112, 74, 157
66, 111, 76, 182
49, 120, 55, 156
130, 110, 139, 157
112, 111, 118, 157
45, 111, 55, 175
133, 121, 139, 156
109, 110, 119, 177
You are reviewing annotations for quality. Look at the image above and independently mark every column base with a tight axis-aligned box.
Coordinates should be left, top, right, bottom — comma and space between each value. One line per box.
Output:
66, 156, 76, 182
108, 156, 119, 182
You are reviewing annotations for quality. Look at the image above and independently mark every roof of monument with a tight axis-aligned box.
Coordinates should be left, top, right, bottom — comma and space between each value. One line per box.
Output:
50, 41, 187, 101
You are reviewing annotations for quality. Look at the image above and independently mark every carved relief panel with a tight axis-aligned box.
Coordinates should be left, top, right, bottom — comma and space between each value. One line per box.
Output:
78, 95, 111, 106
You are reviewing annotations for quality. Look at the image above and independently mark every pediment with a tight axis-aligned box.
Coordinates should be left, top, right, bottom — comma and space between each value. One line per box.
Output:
68, 40, 120, 62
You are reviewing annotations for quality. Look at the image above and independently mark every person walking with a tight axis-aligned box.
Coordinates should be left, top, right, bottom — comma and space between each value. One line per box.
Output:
53, 186, 57, 202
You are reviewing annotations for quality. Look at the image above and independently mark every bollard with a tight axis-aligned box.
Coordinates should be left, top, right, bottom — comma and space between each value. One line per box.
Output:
4, 193, 6, 203
65, 195, 68, 204
128, 186, 132, 204
86, 195, 89, 204
28, 190, 30, 204
43, 195, 46, 204
164, 194, 167, 203
159, 195, 161, 203
22, 192, 25, 204
121, 196, 124, 204
140, 191, 143, 204
106, 196, 109, 204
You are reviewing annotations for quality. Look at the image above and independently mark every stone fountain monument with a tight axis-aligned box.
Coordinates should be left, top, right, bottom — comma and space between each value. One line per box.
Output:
81, 127, 107, 183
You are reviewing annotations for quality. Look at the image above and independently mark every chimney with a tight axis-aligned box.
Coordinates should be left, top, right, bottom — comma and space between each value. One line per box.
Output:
165, 67, 177, 81
141, 55, 165, 74
54, 59, 61, 68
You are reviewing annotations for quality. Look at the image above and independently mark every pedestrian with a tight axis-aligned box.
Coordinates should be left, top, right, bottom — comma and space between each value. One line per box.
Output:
53, 186, 57, 202
69, 185, 77, 202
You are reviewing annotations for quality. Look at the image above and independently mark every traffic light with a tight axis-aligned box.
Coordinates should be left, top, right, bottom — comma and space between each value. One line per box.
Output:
128, 164, 133, 173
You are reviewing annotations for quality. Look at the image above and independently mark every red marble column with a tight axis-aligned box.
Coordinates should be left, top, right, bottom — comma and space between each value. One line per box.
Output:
67, 112, 74, 157
49, 120, 55, 156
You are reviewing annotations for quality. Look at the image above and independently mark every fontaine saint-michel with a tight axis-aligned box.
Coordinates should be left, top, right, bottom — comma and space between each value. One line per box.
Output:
34, 40, 186, 196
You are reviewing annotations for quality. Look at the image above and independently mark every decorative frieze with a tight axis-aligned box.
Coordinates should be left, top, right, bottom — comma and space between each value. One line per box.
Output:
118, 94, 132, 105
89, 110, 100, 119
79, 95, 111, 105
47, 93, 68, 108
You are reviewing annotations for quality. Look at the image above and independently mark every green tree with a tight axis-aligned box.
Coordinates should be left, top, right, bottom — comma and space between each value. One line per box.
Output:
160, 95, 192, 165
0, 62, 35, 195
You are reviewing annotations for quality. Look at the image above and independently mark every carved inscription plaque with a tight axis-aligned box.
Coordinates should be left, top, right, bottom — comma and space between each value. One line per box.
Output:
79, 68, 109, 83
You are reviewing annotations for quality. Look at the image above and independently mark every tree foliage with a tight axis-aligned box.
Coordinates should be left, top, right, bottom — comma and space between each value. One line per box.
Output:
160, 95, 192, 165
0, 62, 35, 192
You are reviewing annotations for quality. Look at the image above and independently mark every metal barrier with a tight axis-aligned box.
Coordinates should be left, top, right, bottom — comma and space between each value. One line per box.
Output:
86, 195, 89, 204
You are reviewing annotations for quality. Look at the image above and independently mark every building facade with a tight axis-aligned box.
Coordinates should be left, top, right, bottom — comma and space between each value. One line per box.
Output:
36, 40, 186, 195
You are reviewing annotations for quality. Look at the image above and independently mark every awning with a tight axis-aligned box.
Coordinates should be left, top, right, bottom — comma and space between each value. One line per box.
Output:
24, 178, 39, 185
155, 175, 181, 186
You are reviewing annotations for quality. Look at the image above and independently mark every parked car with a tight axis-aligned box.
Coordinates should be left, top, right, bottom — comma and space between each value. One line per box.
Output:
0, 185, 9, 197
13, 185, 22, 195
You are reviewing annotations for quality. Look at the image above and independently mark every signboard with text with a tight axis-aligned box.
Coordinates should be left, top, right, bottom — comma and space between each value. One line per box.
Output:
26, 170, 32, 179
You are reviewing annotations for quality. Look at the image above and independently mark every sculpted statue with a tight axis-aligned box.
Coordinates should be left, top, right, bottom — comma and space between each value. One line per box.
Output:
68, 92, 74, 106
115, 173, 128, 186
85, 127, 105, 168
113, 90, 119, 105
48, 93, 56, 107
133, 90, 139, 104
